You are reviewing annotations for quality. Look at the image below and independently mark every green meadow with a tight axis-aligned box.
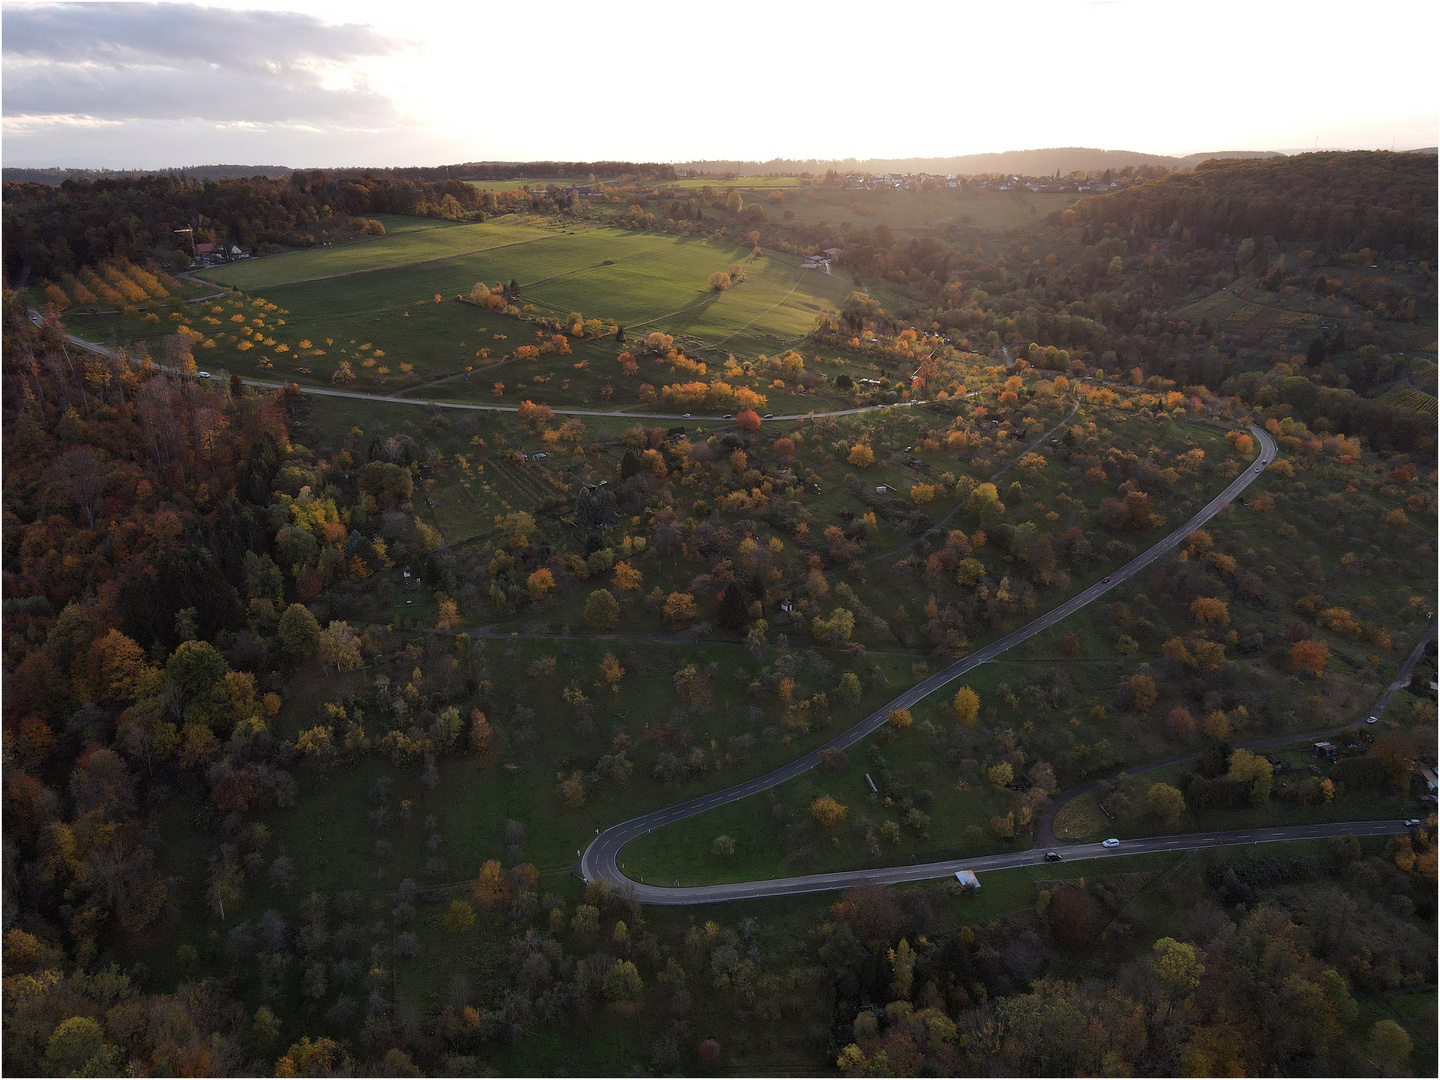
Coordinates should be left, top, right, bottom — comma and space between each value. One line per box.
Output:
83, 219, 860, 406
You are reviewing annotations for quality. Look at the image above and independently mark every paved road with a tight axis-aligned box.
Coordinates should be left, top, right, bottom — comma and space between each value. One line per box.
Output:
581, 424, 1299, 903
594, 820, 1412, 904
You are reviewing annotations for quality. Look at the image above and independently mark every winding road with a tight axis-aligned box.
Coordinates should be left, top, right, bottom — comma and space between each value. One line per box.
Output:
37, 313, 1422, 905
580, 424, 1418, 904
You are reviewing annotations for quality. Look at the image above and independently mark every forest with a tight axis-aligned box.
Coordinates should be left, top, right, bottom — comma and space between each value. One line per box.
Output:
2, 149, 1436, 1076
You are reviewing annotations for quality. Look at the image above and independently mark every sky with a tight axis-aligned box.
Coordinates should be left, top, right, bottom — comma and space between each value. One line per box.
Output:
3, 0, 1437, 169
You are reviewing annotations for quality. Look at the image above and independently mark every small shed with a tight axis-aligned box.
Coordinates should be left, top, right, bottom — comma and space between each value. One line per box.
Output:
1314, 741, 1338, 762
954, 870, 980, 890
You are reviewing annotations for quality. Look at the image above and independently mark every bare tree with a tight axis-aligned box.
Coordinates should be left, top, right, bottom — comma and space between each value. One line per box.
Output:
49, 446, 108, 528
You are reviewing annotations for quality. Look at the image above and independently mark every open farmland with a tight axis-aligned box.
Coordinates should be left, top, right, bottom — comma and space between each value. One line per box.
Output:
776, 187, 1078, 235
85, 220, 862, 406
199, 218, 853, 355
198, 216, 561, 290
201, 220, 853, 356
665, 176, 804, 189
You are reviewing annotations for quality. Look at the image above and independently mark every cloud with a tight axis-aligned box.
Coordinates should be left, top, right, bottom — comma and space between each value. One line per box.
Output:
2, 2, 409, 127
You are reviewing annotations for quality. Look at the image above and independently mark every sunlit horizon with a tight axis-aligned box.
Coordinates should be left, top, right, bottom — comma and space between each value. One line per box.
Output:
3, 0, 1437, 169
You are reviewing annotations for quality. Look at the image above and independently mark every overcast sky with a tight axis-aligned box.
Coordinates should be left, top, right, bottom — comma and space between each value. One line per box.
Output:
3, 0, 1437, 168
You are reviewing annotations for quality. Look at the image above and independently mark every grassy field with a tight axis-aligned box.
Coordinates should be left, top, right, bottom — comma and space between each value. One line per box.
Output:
666, 176, 804, 189
465, 177, 578, 192
84, 221, 859, 404
198, 217, 562, 290
777, 188, 1078, 235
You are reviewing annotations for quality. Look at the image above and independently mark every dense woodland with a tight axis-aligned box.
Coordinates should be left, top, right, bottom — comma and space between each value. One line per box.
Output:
2, 151, 1436, 1075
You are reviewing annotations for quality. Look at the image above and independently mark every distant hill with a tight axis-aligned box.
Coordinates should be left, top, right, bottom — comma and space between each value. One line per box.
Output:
677, 148, 1284, 177
1065, 150, 1437, 256
3, 164, 293, 185
14, 148, 1377, 187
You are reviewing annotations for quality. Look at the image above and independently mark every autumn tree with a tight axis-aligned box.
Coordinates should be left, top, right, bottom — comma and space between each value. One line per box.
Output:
435, 595, 461, 631
1146, 782, 1186, 823
987, 762, 1014, 787
1153, 937, 1204, 995
472, 859, 511, 907
1290, 638, 1331, 675
847, 444, 874, 468
952, 686, 980, 726
612, 561, 643, 592
736, 409, 761, 431
317, 621, 362, 672
469, 709, 492, 755
1125, 673, 1158, 711
599, 652, 624, 690
526, 568, 556, 601
810, 794, 849, 831
663, 592, 698, 623
1227, 748, 1273, 805
88, 629, 150, 701
1190, 597, 1229, 624
1166, 706, 1197, 741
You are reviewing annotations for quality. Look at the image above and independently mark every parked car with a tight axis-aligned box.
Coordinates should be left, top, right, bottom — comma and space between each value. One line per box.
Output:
198, 371, 211, 379
1102, 838, 1120, 848
1366, 716, 1378, 724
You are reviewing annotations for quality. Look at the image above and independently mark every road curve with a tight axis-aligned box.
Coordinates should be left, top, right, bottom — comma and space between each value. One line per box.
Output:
582, 424, 1284, 903
592, 820, 1412, 904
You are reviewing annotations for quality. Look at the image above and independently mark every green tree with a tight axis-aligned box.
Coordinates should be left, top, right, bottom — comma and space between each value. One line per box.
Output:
1153, 937, 1204, 994
45, 1017, 120, 1076
165, 639, 228, 705
889, 937, 916, 999
278, 603, 321, 660
443, 900, 476, 933
603, 959, 644, 1001
1367, 1019, 1413, 1073
1227, 747, 1274, 806
585, 589, 620, 630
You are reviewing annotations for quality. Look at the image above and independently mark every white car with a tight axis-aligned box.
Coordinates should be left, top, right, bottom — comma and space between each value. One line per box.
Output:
198, 371, 212, 379
1102, 838, 1120, 849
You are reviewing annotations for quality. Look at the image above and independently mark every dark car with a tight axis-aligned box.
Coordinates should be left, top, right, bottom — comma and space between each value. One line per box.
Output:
1102, 576, 1112, 584
1044, 851, 1061, 862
